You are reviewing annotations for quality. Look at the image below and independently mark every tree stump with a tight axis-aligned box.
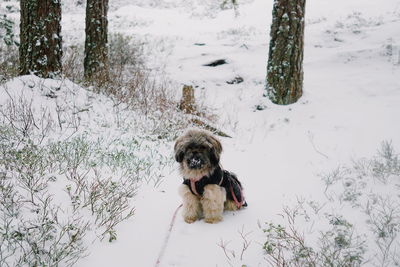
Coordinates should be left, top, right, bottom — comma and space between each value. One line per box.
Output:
179, 85, 196, 114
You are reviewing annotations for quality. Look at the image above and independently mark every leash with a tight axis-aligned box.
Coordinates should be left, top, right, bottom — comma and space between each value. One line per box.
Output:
155, 203, 183, 267
229, 184, 244, 209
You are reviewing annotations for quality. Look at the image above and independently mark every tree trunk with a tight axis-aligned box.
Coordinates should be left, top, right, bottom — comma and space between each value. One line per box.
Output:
84, 0, 109, 82
19, 0, 62, 78
265, 0, 305, 105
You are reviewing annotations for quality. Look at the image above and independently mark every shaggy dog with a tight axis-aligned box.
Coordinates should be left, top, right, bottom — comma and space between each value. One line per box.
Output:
174, 129, 246, 224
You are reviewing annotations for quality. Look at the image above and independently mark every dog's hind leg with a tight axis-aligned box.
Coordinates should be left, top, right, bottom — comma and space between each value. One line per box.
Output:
201, 184, 226, 223
179, 184, 202, 223
224, 200, 238, 211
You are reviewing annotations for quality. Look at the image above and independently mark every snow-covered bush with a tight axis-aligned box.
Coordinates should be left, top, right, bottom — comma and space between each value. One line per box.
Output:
263, 206, 366, 267
0, 75, 175, 266
262, 141, 400, 267
0, 127, 89, 266
63, 32, 197, 138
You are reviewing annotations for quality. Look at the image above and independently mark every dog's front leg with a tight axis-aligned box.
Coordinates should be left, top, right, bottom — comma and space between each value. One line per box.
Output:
179, 184, 202, 223
201, 184, 226, 223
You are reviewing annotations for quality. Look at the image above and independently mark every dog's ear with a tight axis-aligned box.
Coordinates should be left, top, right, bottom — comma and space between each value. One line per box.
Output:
206, 135, 222, 164
209, 147, 219, 165
174, 136, 185, 162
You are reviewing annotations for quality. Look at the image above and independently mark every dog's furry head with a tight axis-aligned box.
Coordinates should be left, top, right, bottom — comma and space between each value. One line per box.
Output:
174, 129, 222, 179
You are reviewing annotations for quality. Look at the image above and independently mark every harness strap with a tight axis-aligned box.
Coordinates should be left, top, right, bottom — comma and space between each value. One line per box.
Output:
218, 175, 224, 186
190, 179, 200, 197
189, 172, 224, 197
229, 183, 244, 209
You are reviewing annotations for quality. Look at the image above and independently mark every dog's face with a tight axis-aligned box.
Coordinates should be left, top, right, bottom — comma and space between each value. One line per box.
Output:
174, 129, 222, 179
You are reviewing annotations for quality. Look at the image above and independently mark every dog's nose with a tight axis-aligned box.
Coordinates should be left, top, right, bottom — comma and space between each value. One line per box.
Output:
188, 156, 203, 169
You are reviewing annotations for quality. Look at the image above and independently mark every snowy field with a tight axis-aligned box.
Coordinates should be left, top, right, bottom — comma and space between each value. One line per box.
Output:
1, 0, 400, 266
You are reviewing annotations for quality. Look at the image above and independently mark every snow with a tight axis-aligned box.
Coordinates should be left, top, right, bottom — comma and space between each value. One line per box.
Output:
2, 0, 400, 266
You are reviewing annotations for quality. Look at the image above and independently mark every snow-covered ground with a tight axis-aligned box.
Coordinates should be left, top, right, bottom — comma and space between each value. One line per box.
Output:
2, 0, 400, 266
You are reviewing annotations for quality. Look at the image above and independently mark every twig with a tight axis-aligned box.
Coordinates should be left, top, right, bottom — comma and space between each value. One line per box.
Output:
307, 131, 329, 159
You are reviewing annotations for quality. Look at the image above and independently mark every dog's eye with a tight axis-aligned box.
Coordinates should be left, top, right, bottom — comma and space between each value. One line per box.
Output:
175, 151, 184, 162
188, 144, 205, 151
187, 144, 196, 150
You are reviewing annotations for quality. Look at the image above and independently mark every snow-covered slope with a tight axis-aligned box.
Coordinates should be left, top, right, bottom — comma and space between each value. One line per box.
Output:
2, 0, 400, 266
75, 0, 400, 266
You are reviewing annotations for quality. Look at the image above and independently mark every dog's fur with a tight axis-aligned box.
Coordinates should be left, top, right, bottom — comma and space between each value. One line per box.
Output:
174, 128, 245, 224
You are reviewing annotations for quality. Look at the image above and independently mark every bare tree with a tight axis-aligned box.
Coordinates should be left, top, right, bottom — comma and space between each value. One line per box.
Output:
265, 0, 305, 105
84, 0, 109, 82
19, 0, 62, 78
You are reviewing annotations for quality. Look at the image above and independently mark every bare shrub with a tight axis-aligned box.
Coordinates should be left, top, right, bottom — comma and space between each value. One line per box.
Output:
218, 226, 253, 267
263, 141, 400, 267
0, 86, 55, 143
371, 140, 400, 183
365, 195, 400, 267
0, 92, 37, 138
63, 33, 199, 138
0, 84, 173, 265
263, 214, 316, 267
108, 33, 144, 76
263, 205, 366, 267
319, 215, 366, 267
96, 34, 182, 125
0, 141, 89, 267
46, 133, 170, 239
62, 44, 84, 84
0, 12, 19, 83
0, 44, 19, 83
220, 0, 239, 16
46, 136, 137, 240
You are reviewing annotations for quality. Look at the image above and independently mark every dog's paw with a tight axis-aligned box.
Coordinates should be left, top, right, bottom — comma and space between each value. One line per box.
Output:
204, 216, 222, 224
184, 216, 198, 224
224, 200, 238, 211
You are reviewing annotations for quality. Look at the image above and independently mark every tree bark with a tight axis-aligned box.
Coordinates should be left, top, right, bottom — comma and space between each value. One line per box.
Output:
265, 0, 305, 105
84, 0, 109, 82
19, 0, 62, 78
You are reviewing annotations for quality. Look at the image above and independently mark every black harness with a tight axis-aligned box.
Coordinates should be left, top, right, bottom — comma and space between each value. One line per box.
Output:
182, 166, 247, 208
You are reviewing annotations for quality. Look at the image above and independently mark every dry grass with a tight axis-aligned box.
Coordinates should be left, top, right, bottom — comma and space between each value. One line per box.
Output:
62, 33, 219, 138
